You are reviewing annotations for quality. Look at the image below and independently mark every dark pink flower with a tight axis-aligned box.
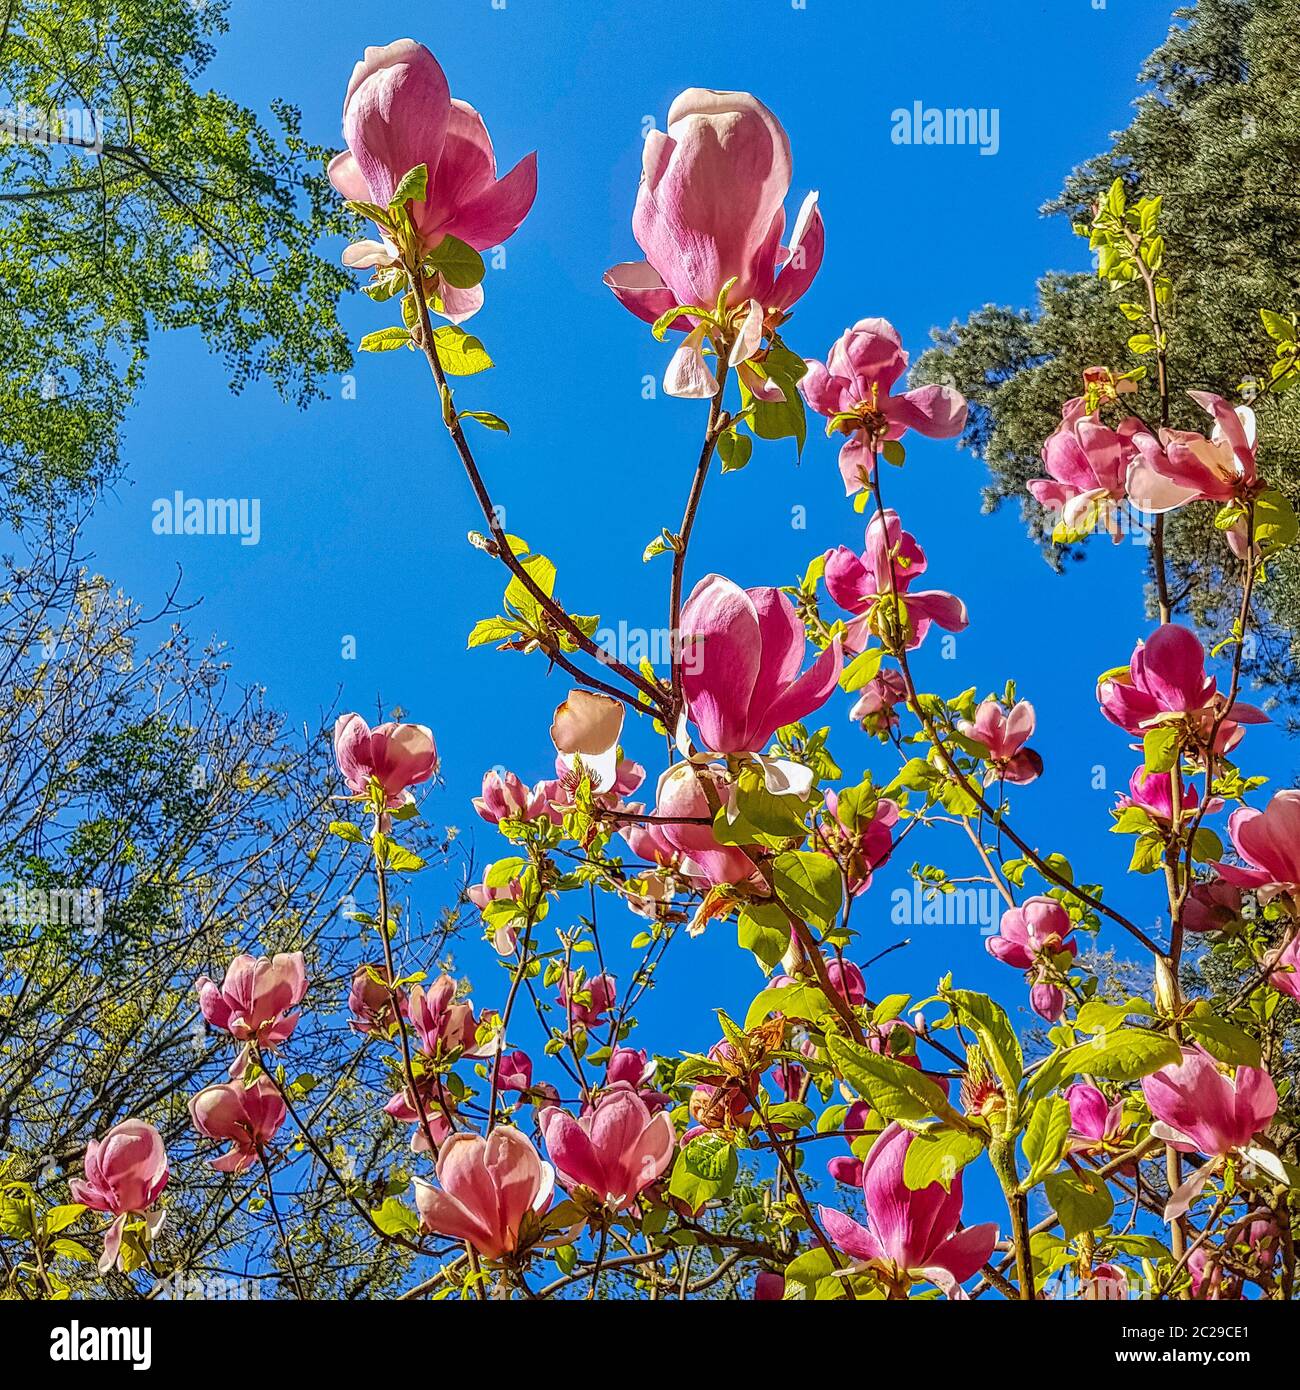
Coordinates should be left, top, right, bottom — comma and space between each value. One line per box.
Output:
539, 1084, 675, 1209
817, 1123, 997, 1298
347, 961, 406, 1036
823, 511, 967, 654
329, 40, 536, 319
557, 969, 616, 1028
1213, 790, 1300, 903
472, 769, 549, 825
189, 1077, 286, 1175
820, 789, 898, 895
1182, 880, 1243, 935
1097, 625, 1266, 746
679, 576, 841, 754
408, 975, 480, 1057
413, 1128, 553, 1260
70, 1119, 169, 1273
957, 699, 1041, 785
1142, 1046, 1277, 1158
334, 713, 438, 809
605, 89, 822, 356
1066, 1083, 1124, 1152
196, 953, 307, 1050
801, 319, 966, 495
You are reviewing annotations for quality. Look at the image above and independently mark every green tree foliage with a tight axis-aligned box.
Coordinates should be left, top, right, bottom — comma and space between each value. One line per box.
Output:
0, 0, 352, 520
915, 0, 1300, 716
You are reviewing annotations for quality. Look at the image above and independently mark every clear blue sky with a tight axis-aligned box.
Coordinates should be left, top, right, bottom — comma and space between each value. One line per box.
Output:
82, 0, 1295, 1241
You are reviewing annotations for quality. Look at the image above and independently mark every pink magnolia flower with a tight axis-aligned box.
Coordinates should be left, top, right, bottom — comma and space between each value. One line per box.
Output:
754, 1271, 785, 1300
496, 1049, 533, 1093
679, 576, 841, 755
334, 713, 438, 808
606, 1047, 649, 1086
823, 511, 967, 654
826, 959, 867, 1007
196, 952, 307, 1050
347, 961, 406, 1036
539, 1084, 675, 1208
987, 897, 1076, 1022
1182, 880, 1243, 934
409, 975, 479, 1057
1142, 1046, 1277, 1158
1268, 935, 1300, 1004
1082, 1262, 1129, 1300
652, 764, 763, 892
849, 669, 910, 735
1126, 393, 1258, 512
819, 789, 898, 895
1066, 1083, 1124, 1151
473, 769, 550, 825
557, 969, 616, 1028
1097, 624, 1266, 746
328, 40, 536, 320
70, 1119, 169, 1273
818, 1123, 997, 1298
605, 89, 823, 398
987, 897, 1076, 971
384, 1083, 455, 1154
957, 699, 1042, 785
189, 1077, 286, 1175
801, 319, 967, 495
413, 1127, 553, 1260
1028, 397, 1151, 538
1189, 1247, 1239, 1300
1213, 790, 1300, 903
549, 690, 626, 794
1118, 767, 1219, 826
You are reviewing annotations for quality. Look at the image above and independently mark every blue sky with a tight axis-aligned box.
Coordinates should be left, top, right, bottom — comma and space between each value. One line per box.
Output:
80, 0, 1295, 1245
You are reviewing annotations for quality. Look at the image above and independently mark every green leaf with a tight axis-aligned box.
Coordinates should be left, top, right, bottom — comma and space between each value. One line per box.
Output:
1068, 1028, 1181, 1082
782, 1246, 841, 1300
389, 162, 428, 209
43, 1204, 86, 1236
941, 989, 1023, 1095
328, 820, 365, 843
902, 1128, 983, 1191
371, 1196, 420, 1237
428, 233, 485, 289
466, 617, 521, 649
359, 327, 411, 353
1020, 1095, 1071, 1187
432, 324, 493, 375
744, 982, 830, 1031
1255, 489, 1298, 556
1044, 1170, 1114, 1239
1143, 726, 1179, 774
384, 843, 426, 874
771, 850, 842, 930
668, 1134, 737, 1213
737, 903, 791, 969
459, 410, 510, 434
840, 646, 885, 693
828, 1034, 958, 1125
1183, 1015, 1262, 1068
718, 429, 752, 474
